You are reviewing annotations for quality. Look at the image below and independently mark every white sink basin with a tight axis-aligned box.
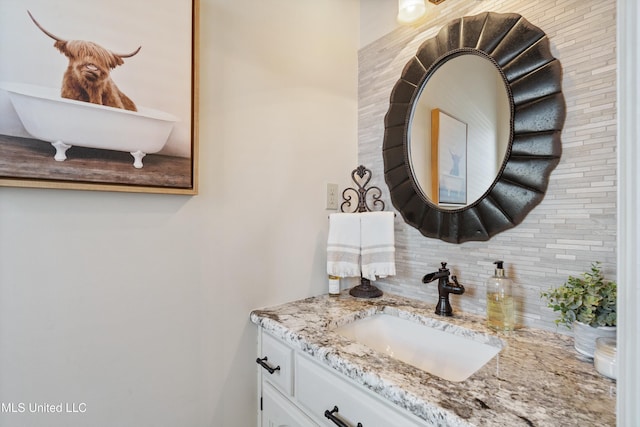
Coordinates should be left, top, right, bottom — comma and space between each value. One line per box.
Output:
334, 313, 502, 382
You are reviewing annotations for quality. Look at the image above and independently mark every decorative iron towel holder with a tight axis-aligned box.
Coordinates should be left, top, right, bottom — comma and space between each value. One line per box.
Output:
340, 165, 392, 299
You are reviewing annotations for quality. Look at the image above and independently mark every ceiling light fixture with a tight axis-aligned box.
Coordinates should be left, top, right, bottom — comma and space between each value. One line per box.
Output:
397, 0, 427, 24
397, 0, 447, 24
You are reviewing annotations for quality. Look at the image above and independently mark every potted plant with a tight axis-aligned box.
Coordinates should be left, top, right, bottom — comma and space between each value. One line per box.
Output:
541, 262, 616, 358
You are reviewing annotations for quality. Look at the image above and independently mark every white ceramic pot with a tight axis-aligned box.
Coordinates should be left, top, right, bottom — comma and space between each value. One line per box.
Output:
573, 321, 616, 358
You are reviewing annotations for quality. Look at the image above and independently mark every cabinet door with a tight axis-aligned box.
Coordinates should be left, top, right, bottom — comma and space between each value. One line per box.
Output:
262, 382, 318, 427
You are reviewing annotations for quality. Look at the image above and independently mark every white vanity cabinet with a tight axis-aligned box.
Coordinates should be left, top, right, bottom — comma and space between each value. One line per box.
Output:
257, 329, 428, 427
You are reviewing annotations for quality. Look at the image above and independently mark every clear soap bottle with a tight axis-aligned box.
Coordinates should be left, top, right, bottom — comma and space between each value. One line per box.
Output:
486, 260, 515, 331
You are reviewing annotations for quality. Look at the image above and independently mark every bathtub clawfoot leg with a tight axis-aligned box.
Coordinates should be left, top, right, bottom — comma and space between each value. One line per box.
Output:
130, 151, 146, 169
51, 141, 71, 161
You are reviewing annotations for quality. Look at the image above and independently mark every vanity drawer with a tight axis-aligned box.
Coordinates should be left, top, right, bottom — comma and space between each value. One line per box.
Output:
262, 382, 316, 427
296, 354, 426, 427
258, 331, 293, 396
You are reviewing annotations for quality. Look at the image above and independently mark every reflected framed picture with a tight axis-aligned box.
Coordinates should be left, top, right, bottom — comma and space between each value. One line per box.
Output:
0, 0, 198, 194
431, 108, 467, 206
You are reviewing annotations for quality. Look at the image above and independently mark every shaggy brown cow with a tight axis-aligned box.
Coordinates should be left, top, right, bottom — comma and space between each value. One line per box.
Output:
28, 11, 141, 111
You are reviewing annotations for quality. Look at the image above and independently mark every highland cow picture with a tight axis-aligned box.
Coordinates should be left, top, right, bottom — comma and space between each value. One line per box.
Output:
0, 0, 198, 194
27, 10, 142, 112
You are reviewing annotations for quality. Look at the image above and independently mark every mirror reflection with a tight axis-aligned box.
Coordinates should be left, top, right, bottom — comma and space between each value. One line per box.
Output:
409, 54, 511, 210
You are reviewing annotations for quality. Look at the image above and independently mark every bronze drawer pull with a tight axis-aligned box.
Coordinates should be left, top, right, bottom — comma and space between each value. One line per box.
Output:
324, 406, 363, 427
256, 357, 280, 374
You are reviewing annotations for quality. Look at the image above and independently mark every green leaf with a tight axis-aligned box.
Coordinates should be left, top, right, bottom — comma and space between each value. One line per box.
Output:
540, 262, 616, 328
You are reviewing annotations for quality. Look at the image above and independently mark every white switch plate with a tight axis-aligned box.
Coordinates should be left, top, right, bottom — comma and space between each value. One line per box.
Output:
326, 183, 339, 210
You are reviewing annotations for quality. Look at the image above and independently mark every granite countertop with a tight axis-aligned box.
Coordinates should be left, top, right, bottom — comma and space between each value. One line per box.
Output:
250, 292, 616, 427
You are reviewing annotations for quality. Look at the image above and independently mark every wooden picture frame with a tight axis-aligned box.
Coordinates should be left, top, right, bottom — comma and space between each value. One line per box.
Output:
0, 0, 199, 194
431, 108, 467, 206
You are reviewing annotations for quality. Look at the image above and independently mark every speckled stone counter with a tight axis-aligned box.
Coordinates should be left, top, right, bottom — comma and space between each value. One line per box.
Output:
250, 292, 616, 427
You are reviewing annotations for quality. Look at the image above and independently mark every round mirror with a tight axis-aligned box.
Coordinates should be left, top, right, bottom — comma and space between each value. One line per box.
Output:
409, 52, 511, 209
383, 11, 566, 243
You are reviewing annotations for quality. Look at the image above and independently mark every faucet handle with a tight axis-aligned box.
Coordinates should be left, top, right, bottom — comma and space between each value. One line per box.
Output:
450, 275, 465, 293
440, 262, 448, 270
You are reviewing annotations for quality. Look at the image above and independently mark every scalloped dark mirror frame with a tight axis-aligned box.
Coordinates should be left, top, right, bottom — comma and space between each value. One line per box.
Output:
383, 11, 566, 243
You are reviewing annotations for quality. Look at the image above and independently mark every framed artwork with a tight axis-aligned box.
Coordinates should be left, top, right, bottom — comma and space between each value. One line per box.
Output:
0, 0, 199, 194
431, 108, 467, 206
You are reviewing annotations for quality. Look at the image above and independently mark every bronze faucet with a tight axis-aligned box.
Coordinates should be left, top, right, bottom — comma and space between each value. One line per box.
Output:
423, 262, 465, 316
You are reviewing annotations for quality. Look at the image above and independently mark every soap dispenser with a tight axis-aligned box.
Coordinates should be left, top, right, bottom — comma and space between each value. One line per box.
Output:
486, 260, 515, 331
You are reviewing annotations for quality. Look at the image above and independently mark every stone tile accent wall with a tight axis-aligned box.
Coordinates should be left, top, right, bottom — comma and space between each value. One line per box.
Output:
358, 0, 616, 331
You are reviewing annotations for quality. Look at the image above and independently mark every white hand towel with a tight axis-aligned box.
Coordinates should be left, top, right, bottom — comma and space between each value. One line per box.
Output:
327, 213, 361, 278
360, 211, 396, 281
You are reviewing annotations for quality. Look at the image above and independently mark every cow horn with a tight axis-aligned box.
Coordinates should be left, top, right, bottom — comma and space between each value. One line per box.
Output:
27, 10, 66, 43
116, 46, 142, 59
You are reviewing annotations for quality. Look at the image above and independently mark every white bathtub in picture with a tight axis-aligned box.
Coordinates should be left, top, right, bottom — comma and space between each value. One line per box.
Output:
1, 82, 178, 168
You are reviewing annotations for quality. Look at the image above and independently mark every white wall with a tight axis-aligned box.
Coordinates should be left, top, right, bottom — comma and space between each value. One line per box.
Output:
359, 0, 399, 48
0, 1, 358, 426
